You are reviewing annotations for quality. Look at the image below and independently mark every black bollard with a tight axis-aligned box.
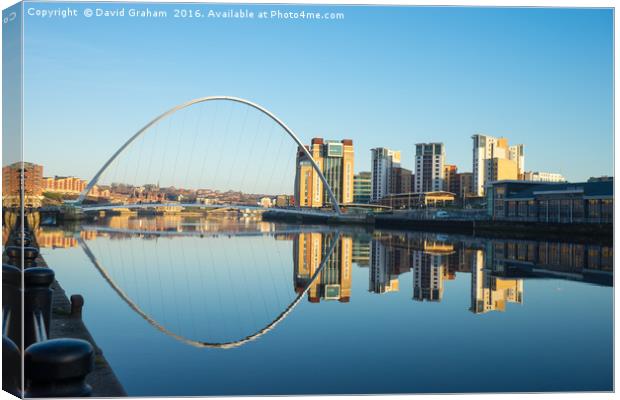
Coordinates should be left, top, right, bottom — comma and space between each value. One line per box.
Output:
3, 335, 22, 396
2, 264, 22, 345
24, 267, 55, 348
3, 336, 22, 397
70, 295, 84, 319
25, 338, 94, 397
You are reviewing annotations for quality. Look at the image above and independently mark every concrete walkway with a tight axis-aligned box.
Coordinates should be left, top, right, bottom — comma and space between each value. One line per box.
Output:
49, 279, 127, 397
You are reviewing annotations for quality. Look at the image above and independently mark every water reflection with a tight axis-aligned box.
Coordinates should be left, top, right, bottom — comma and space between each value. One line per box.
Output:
30, 214, 613, 394
293, 233, 352, 303
35, 215, 613, 323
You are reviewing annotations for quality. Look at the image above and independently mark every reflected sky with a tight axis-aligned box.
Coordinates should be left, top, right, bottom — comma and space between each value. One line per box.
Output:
38, 215, 612, 395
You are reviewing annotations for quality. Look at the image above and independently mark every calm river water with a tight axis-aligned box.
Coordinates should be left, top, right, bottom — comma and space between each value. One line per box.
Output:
38, 215, 612, 395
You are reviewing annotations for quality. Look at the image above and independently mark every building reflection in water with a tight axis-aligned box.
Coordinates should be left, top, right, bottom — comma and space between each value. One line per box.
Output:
412, 240, 455, 302
34, 213, 613, 315
471, 248, 523, 314
359, 232, 611, 314
293, 233, 352, 303
369, 239, 400, 294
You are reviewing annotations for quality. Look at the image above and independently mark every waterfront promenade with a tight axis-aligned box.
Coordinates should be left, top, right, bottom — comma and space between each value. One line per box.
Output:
2, 213, 126, 397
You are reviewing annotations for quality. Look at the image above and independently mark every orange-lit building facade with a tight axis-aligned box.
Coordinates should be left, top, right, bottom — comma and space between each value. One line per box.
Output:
295, 138, 354, 207
2, 162, 44, 207
43, 176, 87, 194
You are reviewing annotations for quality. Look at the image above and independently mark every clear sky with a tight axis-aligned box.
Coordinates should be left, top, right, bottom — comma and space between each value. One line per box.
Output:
20, 3, 613, 185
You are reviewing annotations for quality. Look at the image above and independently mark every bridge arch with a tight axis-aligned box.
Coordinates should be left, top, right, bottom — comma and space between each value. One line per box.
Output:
76, 96, 342, 214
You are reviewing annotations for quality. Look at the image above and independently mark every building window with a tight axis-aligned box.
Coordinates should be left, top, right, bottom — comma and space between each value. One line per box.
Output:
601, 199, 613, 222
588, 199, 600, 219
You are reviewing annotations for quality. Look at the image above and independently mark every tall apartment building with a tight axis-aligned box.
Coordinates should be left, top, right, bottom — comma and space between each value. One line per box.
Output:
414, 143, 445, 193
443, 164, 458, 194
487, 157, 519, 182
353, 171, 371, 204
390, 167, 412, 194
523, 171, 566, 183
472, 134, 524, 196
370, 148, 401, 202
295, 138, 354, 207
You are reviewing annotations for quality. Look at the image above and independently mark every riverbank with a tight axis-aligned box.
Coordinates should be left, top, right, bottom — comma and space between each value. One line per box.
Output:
263, 210, 612, 244
35, 250, 127, 396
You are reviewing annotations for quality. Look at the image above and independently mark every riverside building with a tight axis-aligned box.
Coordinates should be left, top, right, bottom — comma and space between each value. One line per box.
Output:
523, 171, 566, 183
487, 180, 613, 223
370, 148, 401, 202
414, 143, 445, 193
295, 138, 354, 207
472, 134, 524, 196
353, 171, 371, 204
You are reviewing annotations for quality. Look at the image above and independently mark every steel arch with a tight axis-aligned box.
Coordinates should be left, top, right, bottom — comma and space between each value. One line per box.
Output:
76, 96, 342, 215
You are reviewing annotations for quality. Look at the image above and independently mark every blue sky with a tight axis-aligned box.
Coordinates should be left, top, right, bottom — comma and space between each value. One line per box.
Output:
20, 3, 613, 185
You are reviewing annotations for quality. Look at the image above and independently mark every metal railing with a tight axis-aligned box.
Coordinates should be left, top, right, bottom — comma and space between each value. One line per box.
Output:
2, 213, 95, 397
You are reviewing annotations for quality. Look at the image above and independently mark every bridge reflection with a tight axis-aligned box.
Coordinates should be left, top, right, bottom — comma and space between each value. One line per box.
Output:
32, 215, 613, 348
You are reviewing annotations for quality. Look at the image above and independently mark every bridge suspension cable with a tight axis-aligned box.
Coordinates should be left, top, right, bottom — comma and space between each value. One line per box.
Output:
75, 96, 342, 215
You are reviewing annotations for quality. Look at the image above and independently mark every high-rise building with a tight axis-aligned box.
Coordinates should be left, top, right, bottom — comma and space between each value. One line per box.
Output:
509, 144, 525, 177
486, 157, 519, 182
353, 171, 372, 204
2, 162, 44, 208
523, 171, 566, 183
295, 138, 354, 207
370, 148, 401, 202
414, 143, 445, 193
390, 167, 412, 194
472, 134, 524, 196
443, 164, 458, 194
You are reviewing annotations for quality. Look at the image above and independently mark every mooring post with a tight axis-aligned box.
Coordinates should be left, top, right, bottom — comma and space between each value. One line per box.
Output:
25, 338, 94, 397
2, 263, 22, 345
70, 294, 85, 319
2, 336, 21, 396
24, 267, 55, 348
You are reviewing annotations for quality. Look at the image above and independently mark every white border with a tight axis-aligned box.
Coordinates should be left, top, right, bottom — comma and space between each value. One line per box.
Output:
0, 1, 615, 400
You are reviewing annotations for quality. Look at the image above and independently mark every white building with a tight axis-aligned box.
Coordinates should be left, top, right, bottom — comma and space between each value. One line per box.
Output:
259, 197, 273, 208
523, 171, 566, 183
472, 134, 524, 196
414, 143, 445, 193
370, 148, 401, 202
